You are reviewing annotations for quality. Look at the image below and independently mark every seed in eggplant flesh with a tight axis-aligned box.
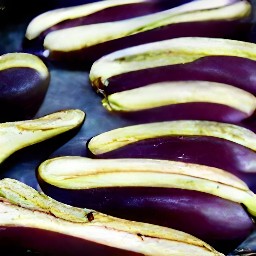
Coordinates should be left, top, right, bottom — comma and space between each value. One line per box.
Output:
24, 0, 251, 64
87, 120, 256, 192
37, 156, 256, 253
0, 53, 50, 122
0, 109, 85, 165
0, 178, 224, 256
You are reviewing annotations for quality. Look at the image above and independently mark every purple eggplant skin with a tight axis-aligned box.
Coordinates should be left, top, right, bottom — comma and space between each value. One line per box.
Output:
0, 227, 142, 256
102, 56, 256, 96
87, 136, 256, 193
46, 20, 247, 66
107, 102, 249, 124
36, 178, 254, 254
0, 67, 50, 121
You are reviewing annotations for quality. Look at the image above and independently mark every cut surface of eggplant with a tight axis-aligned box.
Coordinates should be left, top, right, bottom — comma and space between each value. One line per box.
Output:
101, 80, 256, 122
24, 0, 251, 64
0, 109, 85, 164
90, 37, 256, 89
88, 120, 256, 155
0, 53, 50, 121
0, 178, 224, 256
37, 156, 256, 252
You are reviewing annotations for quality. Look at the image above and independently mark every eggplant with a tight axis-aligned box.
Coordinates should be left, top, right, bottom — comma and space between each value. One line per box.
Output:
0, 53, 50, 122
87, 120, 256, 192
90, 38, 256, 93
0, 178, 224, 256
0, 109, 85, 164
24, 0, 251, 65
89, 37, 256, 123
37, 156, 256, 252
101, 81, 256, 123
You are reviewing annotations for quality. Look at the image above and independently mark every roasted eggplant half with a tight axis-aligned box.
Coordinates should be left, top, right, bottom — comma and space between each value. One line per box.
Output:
87, 120, 256, 192
37, 156, 256, 252
90, 37, 256, 123
24, 0, 251, 65
0, 178, 223, 256
0, 53, 50, 122
0, 109, 85, 164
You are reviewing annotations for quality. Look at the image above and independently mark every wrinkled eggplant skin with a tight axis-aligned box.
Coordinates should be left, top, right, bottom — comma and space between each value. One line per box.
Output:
109, 102, 248, 124
228, 230, 256, 255
103, 56, 256, 95
0, 67, 49, 121
0, 226, 142, 256
48, 20, 248, 66
37, 180, 254, 253
87, 136, 256, 193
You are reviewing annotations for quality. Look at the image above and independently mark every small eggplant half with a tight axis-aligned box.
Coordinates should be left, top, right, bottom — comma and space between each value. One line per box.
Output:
0, 53, 50, 122
0, 178, 224, 256
37, 156, 256, 252
87, 120, 256, 192
89, 37, 256, 123
24, 0, 251, 64
0, 109, 85, 164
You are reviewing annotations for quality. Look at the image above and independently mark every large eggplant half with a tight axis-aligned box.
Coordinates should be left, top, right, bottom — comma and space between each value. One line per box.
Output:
37, 156, 256, 252
0, 53, 50, 122
90, 37, 256, 123
24, 0, 251, 65
0, 178, 224, 256
87, 120, 256, 192
0, 109, 85, 164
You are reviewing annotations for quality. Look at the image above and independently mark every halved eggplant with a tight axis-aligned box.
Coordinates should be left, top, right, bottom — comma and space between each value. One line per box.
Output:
89, 37, 256, 123
37, 156, 256, 252
87, 120, 256, 192
102, 81, 256, 123
0, 53, 50, 121
0, 178, 224, 256
90, 37, 256, 89
24, 0, 251, 64
0, 109, 85, 164
93, 55, 256, 96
